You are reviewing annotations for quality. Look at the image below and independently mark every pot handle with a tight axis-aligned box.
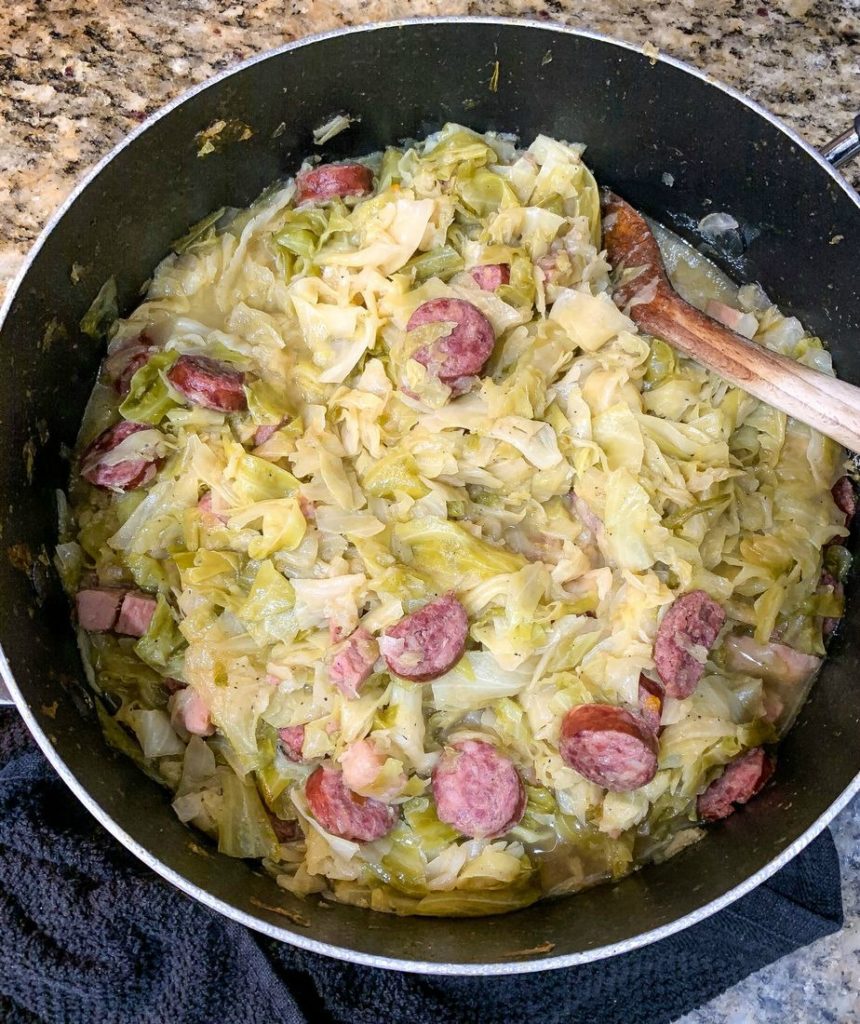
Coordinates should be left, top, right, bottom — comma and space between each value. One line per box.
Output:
820, 114, 860, 168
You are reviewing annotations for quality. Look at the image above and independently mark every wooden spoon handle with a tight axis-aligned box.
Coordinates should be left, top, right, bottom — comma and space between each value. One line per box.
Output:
602, 190, 860, 453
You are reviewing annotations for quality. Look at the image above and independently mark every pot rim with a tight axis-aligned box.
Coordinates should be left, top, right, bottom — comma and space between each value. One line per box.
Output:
1, 16, 858, 976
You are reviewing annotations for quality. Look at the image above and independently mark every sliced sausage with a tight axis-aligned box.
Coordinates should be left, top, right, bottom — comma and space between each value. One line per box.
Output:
254, 421, 284, 446
569, 490, 603, 538
559, 704, 659, 792
379, 593, 468, 682
470, 264, 510, 291
270, 815, 301, 843
638, 674, 664, 734
105, 332, 156, 396
654, 590, 726, 699
114, 591, 157, 637
170, 688, 215, 738
296, 163, 374, 204
407, 298, 495, 394
697, 747, 774, 822
432, 739, 525, 839
305, 764, 396, 842
832, 476, 856, 527
166, 354, 247, 412
75, 588, 125, 632
198, 490, 229, 525
80, 421, 161, 491
819, 570, 844, 639
278, 725, 306, 763
329, 627, 379, 698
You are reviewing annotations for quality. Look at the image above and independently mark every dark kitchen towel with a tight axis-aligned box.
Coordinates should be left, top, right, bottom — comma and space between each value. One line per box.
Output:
0, 709, 843, 1024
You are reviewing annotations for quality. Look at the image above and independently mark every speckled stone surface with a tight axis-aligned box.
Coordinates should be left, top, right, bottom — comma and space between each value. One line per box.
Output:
1, 0, 858, 302
1, 1, 859, 1020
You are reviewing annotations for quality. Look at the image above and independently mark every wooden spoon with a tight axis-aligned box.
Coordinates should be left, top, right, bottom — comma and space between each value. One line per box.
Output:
601, 190, 860, 453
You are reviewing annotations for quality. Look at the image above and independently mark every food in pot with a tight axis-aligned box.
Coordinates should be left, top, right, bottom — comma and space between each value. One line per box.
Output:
57, 125, 852, 916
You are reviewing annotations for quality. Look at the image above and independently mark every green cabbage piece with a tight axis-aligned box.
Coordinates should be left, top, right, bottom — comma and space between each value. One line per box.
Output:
390, 880, 541, 917
96, 703, 153, 775
80, 277, 118, 340
421, 126, 495, 176
237, 560, 297, 646
119, 351, 180, 424
245, 380, 297, 426
402, 796, 459, 857
643, 338, 677, 389
824, 543, 852, 583
227, 449, 300, 504
497, 251, 536, 309
377, 147, 405, 190
456, 167, 519, 218
54, 541, 83, 593
171, 207, 226, 254
361, 451, 429, 499
124, 708, 186, 758
393, 517, 526, 591
216, 768, 280, 859
86, 633, 168, 709
125, 552, 173, 593
400, 245, 464, 284
430, 654, 530, 711
134, 595, 186, 674
275, 224, 318, 259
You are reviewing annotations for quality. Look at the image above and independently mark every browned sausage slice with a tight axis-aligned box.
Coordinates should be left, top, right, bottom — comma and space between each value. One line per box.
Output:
432, 739, 525, 838
296, 163, 373, 204
198, 490, 229, 526
80, 421, 161, 491
270, 816, 301, 843
305, 764, 396, 842
653, 591, 726, 699
638, 674, 665, 734
832, 476, 856, 527
407, 298, 495, 394
560, 704, 659, 791
254, 421, 284, 446
278, 725, 306, 763
329, 627, 379, 698
105, 332, 156, 396
819, 569, 845, 639
697, 747, 774, 821
166, 354, 247, 412
470, 264, 510, 291
379, 593, 468, 682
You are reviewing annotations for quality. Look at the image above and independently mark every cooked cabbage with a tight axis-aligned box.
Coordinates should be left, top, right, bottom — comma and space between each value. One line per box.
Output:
62, 123, 848, 918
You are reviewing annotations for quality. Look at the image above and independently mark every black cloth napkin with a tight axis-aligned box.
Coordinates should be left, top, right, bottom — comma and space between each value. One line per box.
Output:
0, 708, 843, 1024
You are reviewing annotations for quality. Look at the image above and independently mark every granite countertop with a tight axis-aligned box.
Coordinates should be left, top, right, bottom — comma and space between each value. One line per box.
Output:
1, 1, 858, 1020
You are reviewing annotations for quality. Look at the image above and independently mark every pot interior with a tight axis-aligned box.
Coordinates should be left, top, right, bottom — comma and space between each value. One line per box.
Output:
1, 20, 858, 972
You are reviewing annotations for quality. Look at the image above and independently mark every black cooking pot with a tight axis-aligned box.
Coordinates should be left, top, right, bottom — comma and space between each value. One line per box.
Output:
1, 18, 858, 974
